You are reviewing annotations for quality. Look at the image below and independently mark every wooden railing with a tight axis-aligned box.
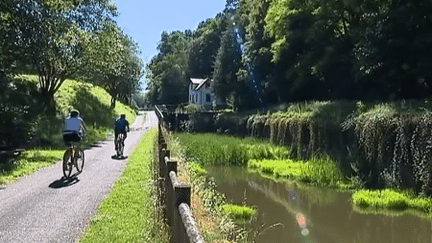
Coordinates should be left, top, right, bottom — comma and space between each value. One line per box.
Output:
155, 105, 204, 243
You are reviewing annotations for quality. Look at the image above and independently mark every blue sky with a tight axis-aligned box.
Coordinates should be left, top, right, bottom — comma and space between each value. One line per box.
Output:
114, 0, 226, 63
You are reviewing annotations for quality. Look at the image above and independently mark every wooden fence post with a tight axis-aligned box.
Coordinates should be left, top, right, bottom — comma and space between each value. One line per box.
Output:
159, 144, 167, 177
164, 157, 175, 229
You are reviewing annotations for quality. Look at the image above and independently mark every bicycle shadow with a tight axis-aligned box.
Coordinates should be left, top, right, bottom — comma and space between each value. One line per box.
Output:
49, 173, 81, 188
111, 155, 128, 160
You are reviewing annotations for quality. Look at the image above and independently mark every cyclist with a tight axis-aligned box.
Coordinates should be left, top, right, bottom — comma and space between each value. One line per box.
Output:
63, 109, 87, 157
114, 114, 130, 155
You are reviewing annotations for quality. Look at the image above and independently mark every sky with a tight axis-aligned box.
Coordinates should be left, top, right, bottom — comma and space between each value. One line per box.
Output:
114, 0, 226, 64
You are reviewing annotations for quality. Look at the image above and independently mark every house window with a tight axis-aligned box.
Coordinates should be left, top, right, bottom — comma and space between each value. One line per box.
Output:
206, 94, 211, 102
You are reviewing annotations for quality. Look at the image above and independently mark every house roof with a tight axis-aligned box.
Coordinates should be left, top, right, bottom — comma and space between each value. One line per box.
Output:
190, 78, 212, 91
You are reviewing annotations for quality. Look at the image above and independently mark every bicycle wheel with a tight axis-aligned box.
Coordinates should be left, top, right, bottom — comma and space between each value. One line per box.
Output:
119, 139, 124, 156
75, 150, 84, 172
115, 137, 121, 156
63, 149, 73, 178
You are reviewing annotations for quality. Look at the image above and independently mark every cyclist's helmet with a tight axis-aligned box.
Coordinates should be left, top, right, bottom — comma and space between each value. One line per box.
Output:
70, 109, 79, 117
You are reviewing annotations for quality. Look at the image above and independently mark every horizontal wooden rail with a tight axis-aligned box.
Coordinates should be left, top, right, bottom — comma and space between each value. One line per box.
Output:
156, 111, 204, 243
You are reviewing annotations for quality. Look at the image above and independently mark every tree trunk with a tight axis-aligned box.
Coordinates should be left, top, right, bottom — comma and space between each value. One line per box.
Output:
40, 88, 56, 114
110, 96, 116, 109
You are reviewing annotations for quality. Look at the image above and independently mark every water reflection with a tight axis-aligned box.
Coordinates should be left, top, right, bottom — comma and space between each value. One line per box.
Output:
207, 166, 430, 243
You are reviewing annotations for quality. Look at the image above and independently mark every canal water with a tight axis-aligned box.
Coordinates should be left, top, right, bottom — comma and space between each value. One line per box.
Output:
206, 166, 430, 243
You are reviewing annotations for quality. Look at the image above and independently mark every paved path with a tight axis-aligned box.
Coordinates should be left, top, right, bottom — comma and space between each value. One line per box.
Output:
0, 111, 158, 243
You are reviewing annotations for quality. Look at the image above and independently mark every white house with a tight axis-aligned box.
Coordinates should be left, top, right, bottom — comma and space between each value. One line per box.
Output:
189, 78, 220, 110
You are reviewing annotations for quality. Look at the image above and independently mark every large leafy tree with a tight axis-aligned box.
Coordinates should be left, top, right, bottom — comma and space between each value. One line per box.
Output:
84, 21, 143, 108
6, 0, 117, 112
187, 16, 227, 79
145, 31, 192, 105
212, 14, 248, 109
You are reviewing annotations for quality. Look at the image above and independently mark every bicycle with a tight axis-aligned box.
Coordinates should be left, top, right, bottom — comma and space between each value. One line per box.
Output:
115, 133, 125, 157
63, 142, 84, 178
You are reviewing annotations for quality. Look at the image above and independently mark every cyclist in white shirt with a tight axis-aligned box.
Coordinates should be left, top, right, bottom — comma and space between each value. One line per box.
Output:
63, 109, 87, 156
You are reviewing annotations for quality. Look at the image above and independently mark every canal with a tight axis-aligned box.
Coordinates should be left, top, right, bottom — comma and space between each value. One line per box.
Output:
207, 166, 430, 243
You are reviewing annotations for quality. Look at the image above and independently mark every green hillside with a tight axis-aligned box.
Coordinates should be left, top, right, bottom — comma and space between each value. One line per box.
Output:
20, 75, 137, 148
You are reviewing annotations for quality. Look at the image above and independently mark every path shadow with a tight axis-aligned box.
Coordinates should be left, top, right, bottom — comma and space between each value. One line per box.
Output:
49, 174, 80, 188
111, 155, 128, 160
87, 143, 103, 148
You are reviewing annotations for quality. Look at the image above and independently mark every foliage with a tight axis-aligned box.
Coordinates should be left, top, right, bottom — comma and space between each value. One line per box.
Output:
221, 203, 257, 223
248, 155, 345, 187
182, 103, 200, 113
147, 0, 432, 105
4, 0, 117, 111
212, 13, 249, 110
168, 145, 249, 242
187, 16, 226, 79
173, 132, 291, 166
84, 21, 143, 108
1, 0, 140, 113
352, 189, 432, 215
0, 149, 63, 184
145, 31, 192, 105
17, 75, 135, 148
0, 75, 45, 131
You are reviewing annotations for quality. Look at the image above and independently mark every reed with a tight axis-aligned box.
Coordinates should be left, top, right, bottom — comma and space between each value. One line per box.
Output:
221, 203, 257, 223
173, 132, 291, 166
248, 155, 345, 188
352, 189, 432, 215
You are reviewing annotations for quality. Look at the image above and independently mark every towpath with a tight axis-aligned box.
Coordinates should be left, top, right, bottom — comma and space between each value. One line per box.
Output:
0, 111, 158, 243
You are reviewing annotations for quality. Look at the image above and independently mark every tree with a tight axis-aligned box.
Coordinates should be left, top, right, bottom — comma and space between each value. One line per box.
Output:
8, 0, 117, 112
84, 21, 143, 108
213, 15, 246, 109
187, 16, 227, 79
145, 31, 192, 105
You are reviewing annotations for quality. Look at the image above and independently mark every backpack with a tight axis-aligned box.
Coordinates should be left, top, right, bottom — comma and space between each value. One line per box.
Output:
115, 118, 126, 131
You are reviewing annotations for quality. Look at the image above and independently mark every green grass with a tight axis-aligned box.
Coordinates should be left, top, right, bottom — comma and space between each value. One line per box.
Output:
0, 149, 63, 184
263, 100, 358, 122
248, 155, 347, 188
221, 203, 257, 223
166, 132, 249, 242
78, 128, 169, 243
264, 99, 432, 122
173, 132, 290, 166
352, 189, 432, 216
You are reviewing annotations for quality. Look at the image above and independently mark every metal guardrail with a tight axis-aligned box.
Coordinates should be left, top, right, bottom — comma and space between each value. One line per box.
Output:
156, 106, 204, 243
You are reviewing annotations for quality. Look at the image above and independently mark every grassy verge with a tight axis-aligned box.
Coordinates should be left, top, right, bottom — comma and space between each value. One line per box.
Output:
78, 128, 169, 243
351, 189, 432, 218
167, 131, 249, 242
0, 149, 63, 184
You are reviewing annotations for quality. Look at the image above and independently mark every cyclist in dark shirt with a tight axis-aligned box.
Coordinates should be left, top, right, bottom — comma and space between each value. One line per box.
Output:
114, 114, 130, 151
